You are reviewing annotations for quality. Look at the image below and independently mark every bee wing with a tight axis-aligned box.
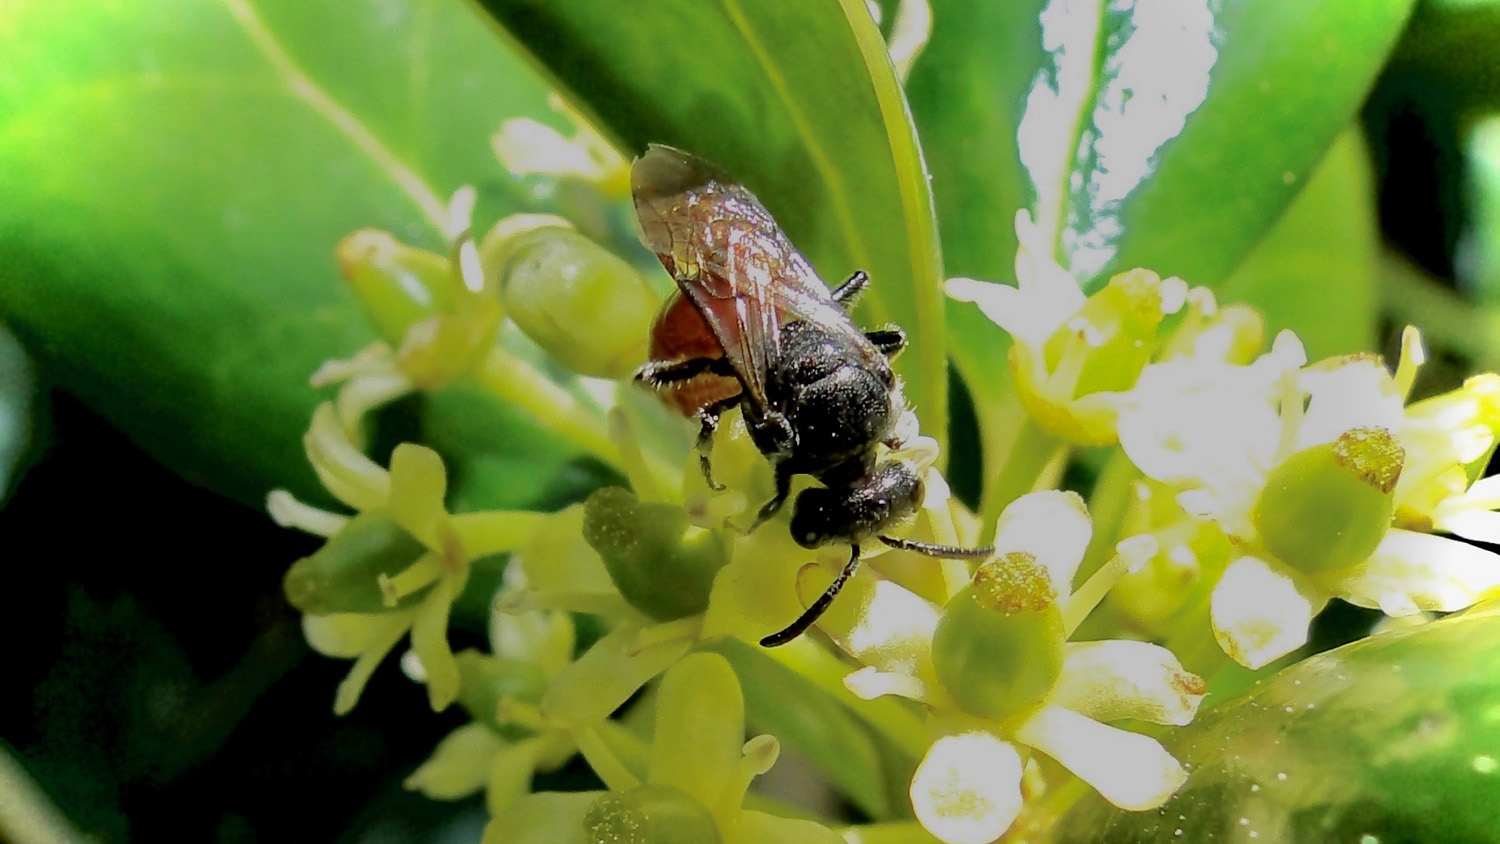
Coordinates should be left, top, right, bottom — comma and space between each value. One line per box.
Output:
633, 145, 814, 413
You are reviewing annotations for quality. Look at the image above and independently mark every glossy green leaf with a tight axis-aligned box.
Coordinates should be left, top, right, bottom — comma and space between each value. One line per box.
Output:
709, 639, 907, 821
1220, 131, 1379, 359
470, 0, 950, 446
906, 1, 1038, 488
1025, 0, 1415, 290
1055, 603, 1500, 842
0, 0, 584, 506
911, 0, 1414, 296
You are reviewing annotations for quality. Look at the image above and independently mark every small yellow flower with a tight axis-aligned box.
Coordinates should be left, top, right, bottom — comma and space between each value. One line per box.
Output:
273, 402, 543, 713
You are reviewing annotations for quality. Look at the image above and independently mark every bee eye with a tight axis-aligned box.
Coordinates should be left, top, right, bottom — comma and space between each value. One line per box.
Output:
801, 530, 821, 546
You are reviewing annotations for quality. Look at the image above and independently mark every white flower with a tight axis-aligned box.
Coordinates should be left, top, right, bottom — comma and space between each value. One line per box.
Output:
808, 492, 1202, 843
948, 210, 1187, 445
1119, 326, 1500, 668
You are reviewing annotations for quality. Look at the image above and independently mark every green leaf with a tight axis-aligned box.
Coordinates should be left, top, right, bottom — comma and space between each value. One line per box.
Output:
0, 0, 585, 506
1055, 603, 1500, 842
1220, 131, 1380, 359
910, 0, 1414, 293
709, 639, 907, 821
1026, 0, 1415, 290
469, 0, 950, 447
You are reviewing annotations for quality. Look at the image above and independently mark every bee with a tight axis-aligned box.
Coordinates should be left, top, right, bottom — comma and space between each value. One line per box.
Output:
632, 145, 990, 647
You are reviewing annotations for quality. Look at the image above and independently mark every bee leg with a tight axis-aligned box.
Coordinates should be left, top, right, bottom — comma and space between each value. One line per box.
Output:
760, 544, 861, 647
863, 326, 907, 359
879, 535, 993, 559
746, 462, 794, 533
832, 270, 870, 308
695, 394, 742, 491
634, 355, 735, 388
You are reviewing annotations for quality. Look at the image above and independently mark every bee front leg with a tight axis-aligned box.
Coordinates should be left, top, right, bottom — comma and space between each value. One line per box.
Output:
746, 461, 794, 533
832, 270, 870, 308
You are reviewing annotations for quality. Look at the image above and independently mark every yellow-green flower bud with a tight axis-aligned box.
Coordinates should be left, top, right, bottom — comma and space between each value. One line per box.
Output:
582, 487, 727, 621
454, 650, 548, 739
489, 221, 657, 378
932, 554, 1067, 719
583, 785, 722, 844
1254, 427, 1404, 575
1049, 269, 1181, 396
283, 513, 430, 614
337, 229, 456, 344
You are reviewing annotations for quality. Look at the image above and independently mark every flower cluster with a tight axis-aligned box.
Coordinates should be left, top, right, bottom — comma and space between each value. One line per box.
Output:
268, 159, 1500, 841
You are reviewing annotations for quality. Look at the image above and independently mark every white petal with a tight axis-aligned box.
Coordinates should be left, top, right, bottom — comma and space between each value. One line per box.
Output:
909, 732, 1025, 844
1335, 529, 1500, 616
1052, 641, 1206, 726
1210, 556, 1323, 669
1437, 509, 1500, 545
1297, 357, 1405, 449
1116, 358, 1280, 495
492, 118, 603, 180
992, 491, 1092, 592
1015, 705, 1186, 810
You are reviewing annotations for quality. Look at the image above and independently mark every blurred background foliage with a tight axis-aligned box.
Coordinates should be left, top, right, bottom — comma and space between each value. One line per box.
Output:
4, 0, 1500, 840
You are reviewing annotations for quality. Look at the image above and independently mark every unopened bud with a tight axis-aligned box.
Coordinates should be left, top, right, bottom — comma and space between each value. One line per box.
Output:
488, 220, 658, 378
583, 487, 727, 620
283, 513, 429, 614
337, 230, 456, 344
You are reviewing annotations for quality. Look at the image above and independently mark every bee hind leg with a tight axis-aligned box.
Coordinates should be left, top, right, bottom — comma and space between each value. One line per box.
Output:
695, 394, 742, 491
634, 354, 735, 388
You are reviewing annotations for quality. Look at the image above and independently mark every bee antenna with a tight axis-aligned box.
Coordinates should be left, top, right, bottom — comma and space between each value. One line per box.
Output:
759, 545, 862, 647
878, 535, 993, 559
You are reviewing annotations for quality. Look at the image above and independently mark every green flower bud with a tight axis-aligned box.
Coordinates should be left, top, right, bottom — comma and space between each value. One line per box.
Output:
336, 229, 456, 344
1255, 427, 1404, 575
489, 221, 657, 378
454, 650, 548, 739
932, 554, 1067, 720
582, 487, 727, 621
583, 785, 722, 844
283, 513, 430, 614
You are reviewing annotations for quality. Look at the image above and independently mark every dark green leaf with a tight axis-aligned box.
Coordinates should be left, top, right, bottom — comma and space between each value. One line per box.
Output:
0, 0, 583, 506
0, 323, 37, 502
470, 0, 950, 445
1056, 603, 1500, 842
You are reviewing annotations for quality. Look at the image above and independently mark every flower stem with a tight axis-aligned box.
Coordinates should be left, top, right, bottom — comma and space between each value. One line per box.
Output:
1077, 448, 1139, 579
573, 725, 643, 792
980, 417, 1067, 540
763, 639, 930, 761
472, 348, 622, 468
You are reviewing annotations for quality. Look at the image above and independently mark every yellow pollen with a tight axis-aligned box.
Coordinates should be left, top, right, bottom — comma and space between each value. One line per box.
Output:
1333, 427, 1404, 494
972, 552, 1056, 614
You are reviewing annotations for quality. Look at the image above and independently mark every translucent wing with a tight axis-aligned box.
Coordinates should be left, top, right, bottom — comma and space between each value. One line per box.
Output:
631, 144, 875, 412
